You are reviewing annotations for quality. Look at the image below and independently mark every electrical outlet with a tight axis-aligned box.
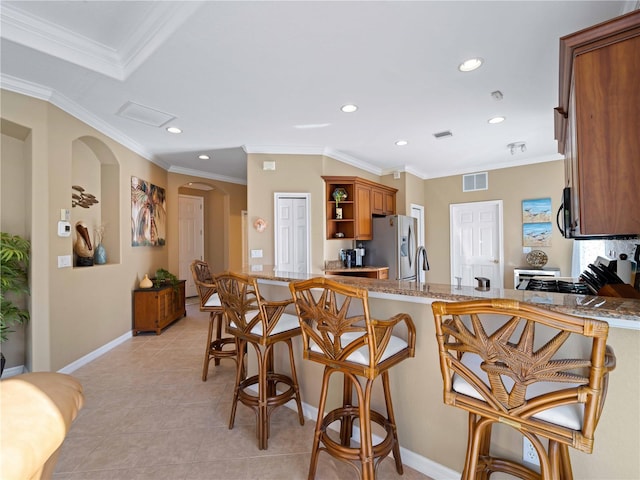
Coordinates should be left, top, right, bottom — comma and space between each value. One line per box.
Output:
523, 437, 540, 466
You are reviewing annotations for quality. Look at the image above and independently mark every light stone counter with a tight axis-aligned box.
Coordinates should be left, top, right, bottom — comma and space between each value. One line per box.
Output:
244, 267, 640, 329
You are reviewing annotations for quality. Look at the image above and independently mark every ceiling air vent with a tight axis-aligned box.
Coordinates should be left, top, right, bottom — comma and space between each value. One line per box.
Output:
116, 101, 176, 127
463, 172, 488, 192
433, 130, 453, 139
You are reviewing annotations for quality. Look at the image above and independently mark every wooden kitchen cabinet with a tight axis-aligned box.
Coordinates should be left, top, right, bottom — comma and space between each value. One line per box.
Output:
133, 280, 186, 335
555, 11, 640, 236
323, 176, 397, 240
371, 185, 396, 216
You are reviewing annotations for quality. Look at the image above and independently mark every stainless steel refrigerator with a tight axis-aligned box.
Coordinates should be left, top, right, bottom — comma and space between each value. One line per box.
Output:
364, 215, 418, 281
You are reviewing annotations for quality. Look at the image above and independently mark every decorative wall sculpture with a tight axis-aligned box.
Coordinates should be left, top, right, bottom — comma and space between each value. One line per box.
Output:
131, 176, 166, 246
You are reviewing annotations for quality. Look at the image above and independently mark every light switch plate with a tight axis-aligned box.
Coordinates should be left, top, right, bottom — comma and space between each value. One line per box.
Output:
251, 249, 263, 258
57, 255, 72, 268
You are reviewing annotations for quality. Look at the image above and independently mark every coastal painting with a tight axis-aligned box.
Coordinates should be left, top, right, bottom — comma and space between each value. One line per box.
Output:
522, 197, 552, 223
522, 198, 552, 246
523, 222, 552, 247
131, 176, 167, 246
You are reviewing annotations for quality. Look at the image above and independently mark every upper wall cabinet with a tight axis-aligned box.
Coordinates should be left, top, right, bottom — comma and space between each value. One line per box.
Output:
322, 176, 397, 240
554, 10, 640, 237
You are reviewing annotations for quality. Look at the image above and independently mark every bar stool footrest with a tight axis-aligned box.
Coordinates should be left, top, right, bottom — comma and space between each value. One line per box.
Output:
319, 406, 396, 463
208, 337, 237, 359
237, 373, 297, 409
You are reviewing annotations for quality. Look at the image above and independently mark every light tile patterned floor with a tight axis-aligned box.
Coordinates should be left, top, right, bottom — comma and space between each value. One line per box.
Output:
54, 302, 434, 480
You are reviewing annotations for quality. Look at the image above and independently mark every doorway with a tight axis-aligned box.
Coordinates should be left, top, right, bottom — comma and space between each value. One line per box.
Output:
179, 194, 204, 297
274, 193, 310, 273
410, 203, 426, 282
450, 200, 504, 288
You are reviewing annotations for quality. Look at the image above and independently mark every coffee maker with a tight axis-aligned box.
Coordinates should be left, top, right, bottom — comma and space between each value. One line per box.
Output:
340, 246, 365, 268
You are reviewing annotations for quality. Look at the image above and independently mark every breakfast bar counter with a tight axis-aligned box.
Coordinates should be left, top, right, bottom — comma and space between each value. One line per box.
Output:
239, 267, 639, 479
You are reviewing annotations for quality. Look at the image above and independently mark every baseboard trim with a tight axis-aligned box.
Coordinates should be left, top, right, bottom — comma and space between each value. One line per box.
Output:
57, 330, 133, 374
0, 364, 26, 378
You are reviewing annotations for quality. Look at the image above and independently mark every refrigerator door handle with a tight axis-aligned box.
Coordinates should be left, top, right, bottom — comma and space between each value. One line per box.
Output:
407, 221, 413, 269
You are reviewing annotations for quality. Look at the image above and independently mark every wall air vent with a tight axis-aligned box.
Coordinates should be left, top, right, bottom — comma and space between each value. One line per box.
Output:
433, 130, 453, 139
463, 172, 488, 192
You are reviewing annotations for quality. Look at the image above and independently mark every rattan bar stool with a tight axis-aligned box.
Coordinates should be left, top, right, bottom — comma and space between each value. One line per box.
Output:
289, 277, 416, 480
215, 271, 305, 450
431, 299, 616, 480
190, 260, 238, 381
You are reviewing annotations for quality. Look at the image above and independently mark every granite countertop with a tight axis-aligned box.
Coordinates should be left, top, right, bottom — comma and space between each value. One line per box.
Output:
243, 266, 640, 329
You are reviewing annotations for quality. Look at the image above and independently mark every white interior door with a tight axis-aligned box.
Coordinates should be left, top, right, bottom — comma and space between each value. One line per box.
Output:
179, 195, 204, 297
274, 193, 310, 273
450, 200, 504, 288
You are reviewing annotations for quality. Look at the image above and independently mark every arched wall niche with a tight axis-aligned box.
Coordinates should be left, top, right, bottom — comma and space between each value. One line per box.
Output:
71, 136, 120, 265
178, 181, 228, 273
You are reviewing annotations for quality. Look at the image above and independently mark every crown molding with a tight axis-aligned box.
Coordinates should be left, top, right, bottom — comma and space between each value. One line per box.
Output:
322, 148, 382, 176
167, 165, 247, 186
243, 145, 326, 156
0, 2, 203, 81
0, 3, 123, 80
1, 74, 155, 165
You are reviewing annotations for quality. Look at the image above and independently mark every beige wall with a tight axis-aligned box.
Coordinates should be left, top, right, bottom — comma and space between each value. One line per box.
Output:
424, 161, 574, 288
247, 154, 572, 283
0, 90, 246, 371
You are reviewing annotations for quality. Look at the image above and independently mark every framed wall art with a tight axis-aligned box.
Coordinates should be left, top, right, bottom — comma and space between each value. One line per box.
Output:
522, 197, 552, 247
131, 176, 166, 246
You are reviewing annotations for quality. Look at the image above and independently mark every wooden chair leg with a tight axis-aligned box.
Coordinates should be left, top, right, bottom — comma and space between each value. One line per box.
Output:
340, 375, 354, 446
229, 338, 246, 429
558, 443, 573, 480
286, 338, 305, 425
201, 314, 215, 381
214, 313, 223, 366
257, 343, 273, 450
381, 371, 403, 474
358, 377, 374, 480
309, 366, 332, 480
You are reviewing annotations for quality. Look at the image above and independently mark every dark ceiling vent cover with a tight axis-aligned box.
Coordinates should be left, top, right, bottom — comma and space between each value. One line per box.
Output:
463, 172, 488, 192
433, 130, 453, 139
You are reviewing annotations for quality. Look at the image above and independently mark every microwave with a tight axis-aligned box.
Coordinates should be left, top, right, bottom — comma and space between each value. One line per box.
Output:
557, 187, 637, 240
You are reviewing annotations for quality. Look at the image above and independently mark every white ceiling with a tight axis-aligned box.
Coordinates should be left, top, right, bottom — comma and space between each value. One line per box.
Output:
1, 1, 635, 185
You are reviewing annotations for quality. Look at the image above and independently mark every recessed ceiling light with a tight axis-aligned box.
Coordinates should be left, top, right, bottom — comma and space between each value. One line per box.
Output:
166, 126, 182, 134
488, 116, 505, 124
458, 57, 483, 72
341, 104, 358, 113
395, 140, 408, 146
198, 154, 210, 160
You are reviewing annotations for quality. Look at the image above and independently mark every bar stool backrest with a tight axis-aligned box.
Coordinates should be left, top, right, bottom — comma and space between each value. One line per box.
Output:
431, 299, 616, 454
290, 277, 415, 379
190, 260, 220, 311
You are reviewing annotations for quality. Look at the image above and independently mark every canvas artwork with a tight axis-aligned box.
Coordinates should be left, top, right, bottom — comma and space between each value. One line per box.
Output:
131, 176, 166, 246
522, 197, 552, 247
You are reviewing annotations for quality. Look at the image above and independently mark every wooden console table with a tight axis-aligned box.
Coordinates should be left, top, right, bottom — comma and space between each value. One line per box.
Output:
132, 280, 186, 335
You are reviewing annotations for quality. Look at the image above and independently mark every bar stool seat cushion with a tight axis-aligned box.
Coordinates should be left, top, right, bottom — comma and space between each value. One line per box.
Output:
203, 292, 222, 307
230, 312, 300, 336
453, 352, 584, 430
310, 331, 408, 366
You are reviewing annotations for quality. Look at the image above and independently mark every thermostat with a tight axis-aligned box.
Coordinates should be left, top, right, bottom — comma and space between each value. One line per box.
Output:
58, 221, 71, 237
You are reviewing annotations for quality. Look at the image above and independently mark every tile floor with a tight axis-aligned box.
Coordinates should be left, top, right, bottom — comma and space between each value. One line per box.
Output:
54, 301, 434, 480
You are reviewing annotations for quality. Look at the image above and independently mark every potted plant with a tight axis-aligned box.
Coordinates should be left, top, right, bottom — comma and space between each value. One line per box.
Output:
332, 188, 347, 219
153, 268, 179, 290
1, 232, 30, 374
